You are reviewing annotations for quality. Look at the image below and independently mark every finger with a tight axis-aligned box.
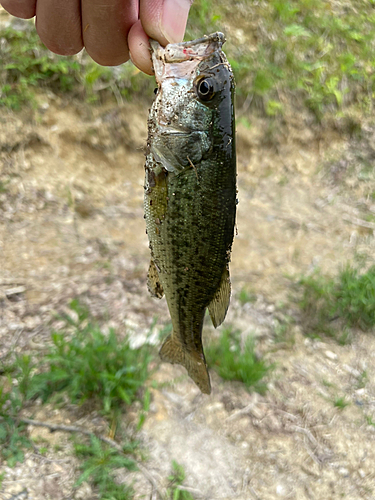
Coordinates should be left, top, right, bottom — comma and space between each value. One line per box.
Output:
35, 0, 83, 55
1, 0, 36, 19
82, 0, 138, 66
140, 0, 192, 46
128, 20, 153, 75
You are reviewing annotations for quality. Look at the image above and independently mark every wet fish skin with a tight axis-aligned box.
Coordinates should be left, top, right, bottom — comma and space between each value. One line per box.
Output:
144, 33, 236, 394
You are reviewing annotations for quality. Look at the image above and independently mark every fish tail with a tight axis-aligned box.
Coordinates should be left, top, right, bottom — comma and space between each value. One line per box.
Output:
159, 334, 211, 394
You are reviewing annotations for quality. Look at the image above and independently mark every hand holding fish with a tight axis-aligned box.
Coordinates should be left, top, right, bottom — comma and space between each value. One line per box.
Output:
0, 0, 192, 73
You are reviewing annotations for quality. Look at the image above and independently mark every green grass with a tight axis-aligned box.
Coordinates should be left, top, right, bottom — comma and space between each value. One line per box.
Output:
24, 300, 152, 414
74, 435, 137, 500
0, 22, 153, 109
298, 264, 375, 339
206, 328, 273, 394
0, 300, 153, 470
2, 0, 375, 123
333, 396, 350, 410
167, 460, 196, 500
187, 0, 375, 122
238, 288, 257, 306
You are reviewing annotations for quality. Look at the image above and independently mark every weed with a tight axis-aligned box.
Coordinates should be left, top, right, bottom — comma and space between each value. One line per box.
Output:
0, 383, 32, 466
0, 300, 153, 469
0, 180, 9, 193
366, 415, 375, 427
298, 264, 375, 338
273, 317, 295, 346
333, 396, 350, 410
167, 460, 195, 500
26, 300, 153, 414
0, 22, 154, 109
238, 289, 257, 306
137, 388, 151, 431
0, 25, 81, 108
356, 370, 368, 390
206, 328, 273, 394
187, 0, 375, 122
74, 435, 137, 500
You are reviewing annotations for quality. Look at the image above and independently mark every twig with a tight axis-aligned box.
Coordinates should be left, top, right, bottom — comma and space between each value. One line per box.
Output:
0, 328, 23, 361
289, 424, 318, 447
176, 485, 205, 497
5, 286, 26, 297
342, 214, 375, 230
1, 417, 167, 500
226, 395, 258, 421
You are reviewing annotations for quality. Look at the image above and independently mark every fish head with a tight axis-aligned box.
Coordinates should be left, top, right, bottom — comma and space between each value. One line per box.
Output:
148, 33, 235, 173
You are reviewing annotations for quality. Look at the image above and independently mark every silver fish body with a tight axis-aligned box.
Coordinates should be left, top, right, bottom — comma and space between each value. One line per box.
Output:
144, 33, 236, 394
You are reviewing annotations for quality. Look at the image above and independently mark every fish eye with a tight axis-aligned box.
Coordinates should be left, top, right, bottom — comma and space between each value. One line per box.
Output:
154, 87, 159, 95
196, 78, 215, 101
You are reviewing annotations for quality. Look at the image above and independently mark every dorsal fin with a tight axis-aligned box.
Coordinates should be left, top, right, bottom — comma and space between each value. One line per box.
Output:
208, 266, 231, 328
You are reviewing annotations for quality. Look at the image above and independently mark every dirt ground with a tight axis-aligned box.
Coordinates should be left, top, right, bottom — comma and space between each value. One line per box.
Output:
1, 12, 375, 500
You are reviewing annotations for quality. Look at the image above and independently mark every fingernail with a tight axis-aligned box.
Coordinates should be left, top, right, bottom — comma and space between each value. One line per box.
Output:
161, 0, 191, 43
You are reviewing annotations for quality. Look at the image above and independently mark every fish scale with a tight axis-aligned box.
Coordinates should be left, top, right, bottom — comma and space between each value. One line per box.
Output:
144, 33, 236, 394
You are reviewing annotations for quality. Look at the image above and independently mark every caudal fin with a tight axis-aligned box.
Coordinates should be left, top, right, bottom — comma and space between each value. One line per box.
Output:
159, 334, 211, 394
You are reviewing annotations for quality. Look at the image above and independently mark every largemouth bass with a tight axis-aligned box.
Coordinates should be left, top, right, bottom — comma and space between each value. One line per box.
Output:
144, 32, 236, 394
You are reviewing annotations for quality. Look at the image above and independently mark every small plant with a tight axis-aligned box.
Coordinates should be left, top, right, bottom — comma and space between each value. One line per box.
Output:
0, 25, 81, 109
273, 321, 294, 346
298, 264, 375, 338
167, 460, 195, 500
238, 288, 257, 306
74, 435, 137, 500
333, 396, 350, 410
206, 328, 273, 394
0, 383, 32, 466
26, 300, 153, 414
0, 21, 154, 109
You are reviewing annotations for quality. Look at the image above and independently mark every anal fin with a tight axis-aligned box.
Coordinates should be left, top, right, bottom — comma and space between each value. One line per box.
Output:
208, 266, 231, 328
159, 334, 211, 395
147, 260, 164, 299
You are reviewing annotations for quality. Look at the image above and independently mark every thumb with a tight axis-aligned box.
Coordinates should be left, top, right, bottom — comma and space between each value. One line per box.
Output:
140, 0, 192, 46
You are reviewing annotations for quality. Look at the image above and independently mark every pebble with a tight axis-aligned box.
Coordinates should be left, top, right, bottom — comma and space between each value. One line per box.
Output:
325, 350, 338, 361
339, 467, 349, 477
358, 468, 366, 479
3, 483, 25, 495
207, 402, 224, 412
276, 484, 287, 496
342, 364, 361, 378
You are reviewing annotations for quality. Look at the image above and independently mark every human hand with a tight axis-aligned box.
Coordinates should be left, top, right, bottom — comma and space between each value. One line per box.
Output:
0, 0, 192, 74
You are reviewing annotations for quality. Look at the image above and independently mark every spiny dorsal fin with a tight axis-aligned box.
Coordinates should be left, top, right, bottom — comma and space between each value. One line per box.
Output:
159, 334, 211, 394
147, 260, 164, 299
208, 266, 231, 328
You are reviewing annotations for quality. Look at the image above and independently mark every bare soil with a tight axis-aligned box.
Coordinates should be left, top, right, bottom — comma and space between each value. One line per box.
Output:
1, 16, 375, 500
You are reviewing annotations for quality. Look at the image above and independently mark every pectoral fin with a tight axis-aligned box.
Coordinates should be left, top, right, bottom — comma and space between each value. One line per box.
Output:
147, 260, 164, 299
208, 266, 231, 328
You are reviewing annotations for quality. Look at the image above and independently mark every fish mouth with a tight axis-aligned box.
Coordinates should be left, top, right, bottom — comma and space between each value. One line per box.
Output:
151, 32, 225, 83
150, 32, 225, 64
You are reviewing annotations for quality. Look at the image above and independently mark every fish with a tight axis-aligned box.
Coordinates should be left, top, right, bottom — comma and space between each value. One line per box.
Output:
144, 32, 236, 394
